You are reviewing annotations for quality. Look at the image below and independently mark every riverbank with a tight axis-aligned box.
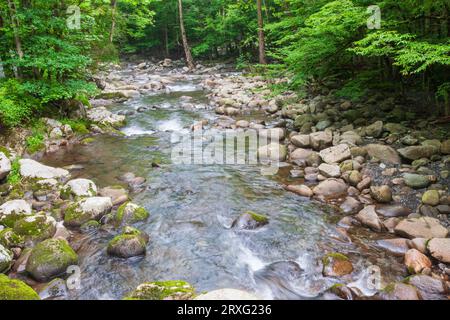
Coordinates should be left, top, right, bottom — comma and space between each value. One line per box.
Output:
0, 59, 449, 300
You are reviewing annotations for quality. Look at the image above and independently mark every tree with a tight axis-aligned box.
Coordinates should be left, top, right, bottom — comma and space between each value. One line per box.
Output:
257, 0, 266, 64
178, 0, 195, 69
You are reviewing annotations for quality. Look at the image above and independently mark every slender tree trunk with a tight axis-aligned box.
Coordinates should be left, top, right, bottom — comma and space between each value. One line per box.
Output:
164, 23, 169, 57
7, 0, 23, 78
109, 0, 117, 43
178, 0, 195, 70
257, 0, 267, 64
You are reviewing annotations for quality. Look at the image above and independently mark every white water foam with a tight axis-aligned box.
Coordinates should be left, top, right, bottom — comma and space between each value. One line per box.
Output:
122, 125, 155, 137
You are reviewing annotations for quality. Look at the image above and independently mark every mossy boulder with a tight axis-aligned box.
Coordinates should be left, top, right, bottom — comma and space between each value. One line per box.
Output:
0, 244, 13, 273
115, 202, 150, 226
0, 228, 24, 248
13, 215, 57, 242
26, 239, 78, 282
0, 200, 33, 228
0, 274, 40, 300
62, 179, 97, 199
231, 211, 269, 230
64, 197, 113, 228
124, 280, 195, 300
322, 252, 353, 277
107, 227, 149, 259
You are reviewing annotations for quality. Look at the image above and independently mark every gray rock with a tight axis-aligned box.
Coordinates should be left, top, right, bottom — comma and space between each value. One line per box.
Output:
63, 179, 97, 198
407, 275, 447, 300
313, 179, 348, 198
0, 152, 11, 180
318, 163, 341, 178
365, 121, 383, 138
0, 244, 13, 273
375, 204, 411, 217
427, 238, 450, 263
394, 217, 448, 239
370, 185, 392, 203
0, 200, 33, 228
319, 144, 351, 164
398, 146, 438, 161
291, 135, 311, 148
403, 173, 430, 189
355, 205, 383, 232
258, 143, 287, 162
107, 227, 149, 259
64, 197, 113, 228
310, 131, 332, 150
19, 159, 69, 180
365, 144, 401, 164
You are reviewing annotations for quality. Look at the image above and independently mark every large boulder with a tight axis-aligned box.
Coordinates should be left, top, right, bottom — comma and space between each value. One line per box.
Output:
26, 239, 78, 282
0, 244, 13, 273
13, 215, 57, 242
394, 217, 448, 239
398, 146, 438, 161
313, 179, 347, 198
107, 227, 149, 259
19, 159, 69, 180
0, 274, 40, 300
87, 107, 126, 128
319, 144, 351, 164
115, 202, 149, 226
124, 280, 195, 300
258, 143, 287, 162
62, 179, 97, 198
195, 289, 260, 300
0, 200, 33, 228
365, 144, 401, 164
64, 197, 113, 228
427, 238, 450, 263
0, 152, 11, 180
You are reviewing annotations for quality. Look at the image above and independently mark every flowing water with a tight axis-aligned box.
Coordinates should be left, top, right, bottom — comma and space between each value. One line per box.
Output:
41, 75, 406, 300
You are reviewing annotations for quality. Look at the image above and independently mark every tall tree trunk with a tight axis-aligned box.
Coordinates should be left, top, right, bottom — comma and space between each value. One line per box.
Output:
7, 0, 23, 78
109, 0, 117, 43
164, 23, 169, 57
178, 0, 195, 70
257, 0, 267, 64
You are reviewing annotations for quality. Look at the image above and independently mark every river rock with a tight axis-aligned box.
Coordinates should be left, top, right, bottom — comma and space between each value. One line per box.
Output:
124, 280, 195, 300
403, 173, 430, 189
290, 148, 313, 161
421, 190, 440, 206
258, 143, 287, 162
365, 144, 401, 164
398, 146, 438, 161
355, 205, 383, 232
26, 239, 78, 282
13, 215, 57, 242
19, 159, 69, 180
319, 144, 351, 164
375, 204, 411, 217
394, 217, 448, 239
64, 197, 113, 228
340, 197, 363, 214
291, 135, 311, 148
0, 244, 13, 273
376, 239, 409, 256
427, 238, 450, 263
87, 107, 126, 128
107, 227, 149, 259
259, 128, 285, 141
322, 253, 353, 277
285, 185, 313, 198
318, 163, 341, 178
0, 200, 33, 228
313, 179, 348, 198
407, 275, 447, 300
404, 249, 432, 274
232, 211, 269, 230
195, 289, 260, 300
0, 152, 11, 180
0, 274, 40, 300
339, 131, 362, 146
348, 171, 363, 187
310, 131, 333, 150
62, 179, 97, 198
37, 278, 68, 300
99, 186, 129, 206
115, 202, 149, 225
370, 185, 392, 203
441, 140, 450, 154
379, 283, 420, 300
365, 121, 383, 138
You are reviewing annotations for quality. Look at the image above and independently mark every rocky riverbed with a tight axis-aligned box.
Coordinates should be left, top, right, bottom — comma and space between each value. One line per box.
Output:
0, 59, 449, 300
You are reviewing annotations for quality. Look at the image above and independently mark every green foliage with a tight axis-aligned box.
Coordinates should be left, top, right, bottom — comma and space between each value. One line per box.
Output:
7, 158, 22, 186
60, 119, 90, 135
0, 80, 38, 127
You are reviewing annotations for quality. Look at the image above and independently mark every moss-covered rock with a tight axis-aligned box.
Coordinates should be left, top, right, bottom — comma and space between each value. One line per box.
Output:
64, 197, 113, 228
0, 228, 24, 248
80, 220, 101, 233
26, 239, 78, 282
0, 244, 13, 273
231, 211, 269, 230
115, 202, 149, 226
124, 280, 195, 300
62, 179, 97, 199
0, 199, 33, 228
322, 252, 353, 277
13, 215, 57, 242
107, 227, 149, 259
0, 274, 40, 300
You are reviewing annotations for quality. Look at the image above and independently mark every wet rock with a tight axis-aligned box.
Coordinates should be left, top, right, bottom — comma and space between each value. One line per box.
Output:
403, 173, 430, 189
19, 159, 69, 180
310, 131, 333, 150
258, 143, 287, 162
370, 185, 392, 203
398, 146, 437, 161
107, 226, 149, 259
408, 238, 428, 254
115, 202, 149, 225
13, 215, 57, 242
87, 107, 126, 128
195, 289, 259, 300
355, 205, 383, 232
291, 135, 311, 148
0, 152, 11, 180
322, 253, 353, 277
318, 163, 341, 178
407, 275, 447, 300
427, 238, 450, 263
376, 239, 409, 256
37, 278, 68, 300
356, 176, 370, 190
319, 144, 351, 164
365, 121, 383, 138
259, 128, 285, 141
405, 249, 432, 274
99, 186, 129, 206
394, 217, 448, 239
0, 244, 13, 273
285, 185, 313, 198
436, 205, 450, 214
124, 280, 195, 300
62, 179, 97, 198
26, 239, 78, 282
0, 274, 40, 300
378, 282, 420, 300
290, 148, 314, 161
340, 197, 363, 214
64, 197, 113, 228
0, 228, 23, 248
383, 217, 401, 233
0, 200, 33, 228
421, 190, 440, 206
232, 211, 269, 230
375, 204, 411, 217
365, 144, 401, 164
313, 179, 348, 198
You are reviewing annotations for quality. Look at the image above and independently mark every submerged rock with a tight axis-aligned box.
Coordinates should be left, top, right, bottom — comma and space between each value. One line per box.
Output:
322, 253, 353, 277
370, 185, 392, 203
421, 190, 440, 206
99, 186, 129, 206
232, 211, 269, 230
107, 227, 149, 259
0, 274, 40, 300
285, 185, 313, 198
407, 275, 448, 300
378, 282, 420, 300
124, 280, 195, 300
375, 204, 411, 218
